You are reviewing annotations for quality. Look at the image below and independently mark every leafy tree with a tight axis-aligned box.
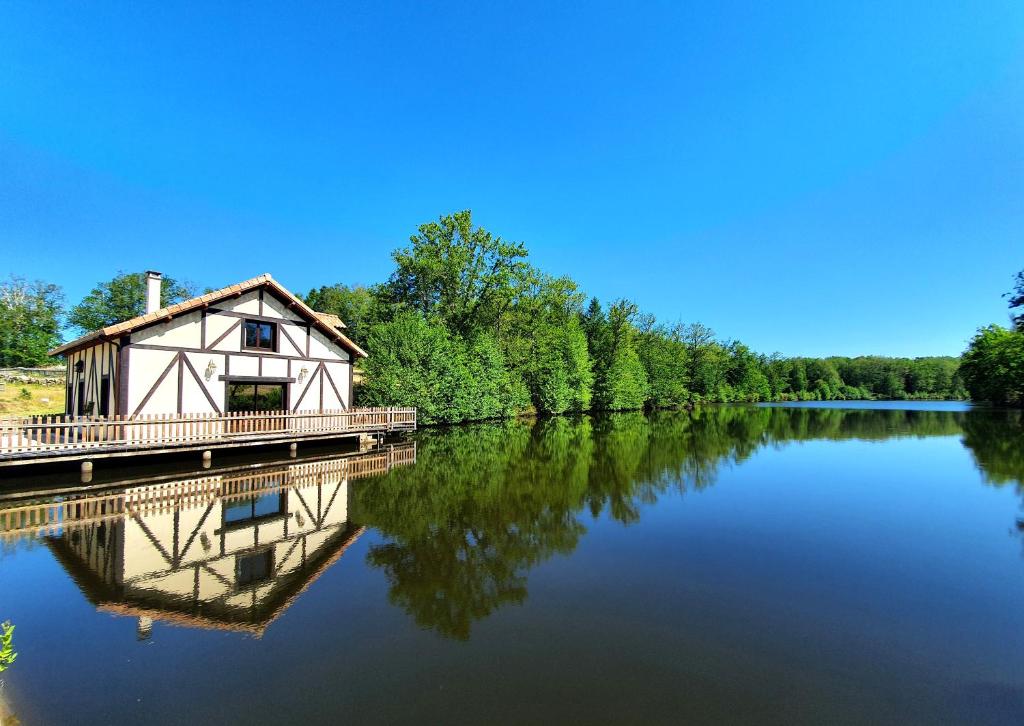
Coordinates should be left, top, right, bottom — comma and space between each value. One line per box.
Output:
594, 300, 649, 410
358, 311, 522, 423
725, 343, 771, 401
637, 319, 690, 408
383, 209, 532, 336
515, 281, 593, 414
303, 283, 378, 344
69, 272, 195, 331
529, 320, 594, 414
681, 323, 728, 401
1007, 268, 1024, 332
959, 325, 1024, 406
0, 276, 64, 366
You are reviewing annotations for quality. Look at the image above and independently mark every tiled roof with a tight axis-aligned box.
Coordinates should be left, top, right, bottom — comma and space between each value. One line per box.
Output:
49, 273, 368, 358
314, 312, 347, 330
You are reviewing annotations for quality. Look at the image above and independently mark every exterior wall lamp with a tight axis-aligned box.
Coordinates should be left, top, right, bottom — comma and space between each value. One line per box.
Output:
205, 360, 218, 381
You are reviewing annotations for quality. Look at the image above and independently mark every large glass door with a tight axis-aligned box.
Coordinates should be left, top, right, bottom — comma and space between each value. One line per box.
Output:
226, 382, 288, 433
227, 383, 288, 413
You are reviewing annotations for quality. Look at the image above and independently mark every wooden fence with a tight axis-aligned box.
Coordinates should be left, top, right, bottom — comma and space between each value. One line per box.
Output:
0, 407, 416, 456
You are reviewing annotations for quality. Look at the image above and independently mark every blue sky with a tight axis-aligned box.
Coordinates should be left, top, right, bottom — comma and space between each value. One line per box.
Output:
2, 1, 1021, 356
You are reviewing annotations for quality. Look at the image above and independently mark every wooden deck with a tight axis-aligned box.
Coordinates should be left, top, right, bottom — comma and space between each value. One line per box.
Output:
0, 407, 416, 467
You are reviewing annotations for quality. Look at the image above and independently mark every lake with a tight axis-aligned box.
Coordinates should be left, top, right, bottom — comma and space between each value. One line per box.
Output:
2, 402, 1024, 725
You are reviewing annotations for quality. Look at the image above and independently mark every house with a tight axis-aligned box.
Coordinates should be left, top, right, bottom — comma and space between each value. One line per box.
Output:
50, 272, 367, 419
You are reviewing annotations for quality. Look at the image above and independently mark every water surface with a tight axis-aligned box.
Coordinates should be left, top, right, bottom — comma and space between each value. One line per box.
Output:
2, 403, 1024, 725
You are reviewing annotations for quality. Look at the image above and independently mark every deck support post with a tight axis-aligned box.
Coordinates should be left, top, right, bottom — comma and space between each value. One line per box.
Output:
80, 460, 93, 483
289, 442, 297, 458
202, 450, 212, 468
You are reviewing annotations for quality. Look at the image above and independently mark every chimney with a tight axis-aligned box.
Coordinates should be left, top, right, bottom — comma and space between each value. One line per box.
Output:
145, 271, 163, 314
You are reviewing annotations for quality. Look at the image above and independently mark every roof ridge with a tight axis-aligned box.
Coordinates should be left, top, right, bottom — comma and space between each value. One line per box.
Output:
49, 274, 367, 358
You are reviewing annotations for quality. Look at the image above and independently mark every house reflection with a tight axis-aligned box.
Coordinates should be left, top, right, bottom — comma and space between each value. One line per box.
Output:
14, 445, 416, 637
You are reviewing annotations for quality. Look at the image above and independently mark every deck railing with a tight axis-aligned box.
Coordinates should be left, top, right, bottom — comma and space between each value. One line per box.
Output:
0, 407, 416, 456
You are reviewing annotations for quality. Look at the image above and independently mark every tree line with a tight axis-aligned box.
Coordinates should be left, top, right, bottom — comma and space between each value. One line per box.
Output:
2, 210, 970, 420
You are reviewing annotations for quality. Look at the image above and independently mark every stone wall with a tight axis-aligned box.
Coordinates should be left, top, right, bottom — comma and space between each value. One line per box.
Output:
0, 367, 66, 386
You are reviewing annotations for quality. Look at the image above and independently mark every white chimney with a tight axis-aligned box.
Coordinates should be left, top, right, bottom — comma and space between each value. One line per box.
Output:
145, 271, 163, 314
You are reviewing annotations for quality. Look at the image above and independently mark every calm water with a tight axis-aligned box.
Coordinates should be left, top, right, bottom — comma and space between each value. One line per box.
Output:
3, 403, 1024, 725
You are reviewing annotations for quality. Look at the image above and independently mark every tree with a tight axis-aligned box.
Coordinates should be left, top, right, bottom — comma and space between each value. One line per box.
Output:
358, 311, 524, 424
69, 272, 195, 331
383, 210, 532, 336
1007, 268, 1024, 332
0, 277, 64, 367
593, 300, 649, 410
637, 320, 689, 408
681, 323, 727, 401
303, 283, 378, 344
959, 325, 1024, 406
511, 277, 593, 414
357, 311, 460, 424
725, 342, 771, 401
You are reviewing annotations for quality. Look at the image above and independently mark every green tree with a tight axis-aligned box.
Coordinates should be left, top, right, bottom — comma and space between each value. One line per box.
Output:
594, 300, 649, 410
637, 319, 690, 408
358, 311, 522, 423
69, 272, 195, 331
681, 323, 728, 401
383, 209, 532, 336
725, 342, 771, 401
1007, 268, 1024, 332
513, 278, 593, 414
303, 283, 378, 344
0, 276, 64, 366
959, 325, 1024, 406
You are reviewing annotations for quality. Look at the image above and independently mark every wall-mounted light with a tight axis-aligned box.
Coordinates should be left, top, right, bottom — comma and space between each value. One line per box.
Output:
205, 360, 218, 381
298, 366, 309, 383
74, 360, 85, 373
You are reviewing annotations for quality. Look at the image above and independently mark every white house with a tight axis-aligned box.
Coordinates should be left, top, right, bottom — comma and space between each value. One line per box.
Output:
50, 272, 367, 419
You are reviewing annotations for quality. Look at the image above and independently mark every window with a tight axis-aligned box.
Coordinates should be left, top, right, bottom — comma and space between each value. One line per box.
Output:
77, 380, 87, 416
99, 375, 111, 416
236, 550, 273, 587
223, 491, 286, 525
243, 319, 276, 351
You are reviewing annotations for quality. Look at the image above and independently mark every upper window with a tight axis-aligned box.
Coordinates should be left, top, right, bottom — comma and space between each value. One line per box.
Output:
243, 319, 276, 351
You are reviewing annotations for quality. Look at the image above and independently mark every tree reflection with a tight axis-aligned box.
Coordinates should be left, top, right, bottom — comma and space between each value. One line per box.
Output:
354, 405, 993, 639
352, 420, 588, 640
961, 408, 1024, 490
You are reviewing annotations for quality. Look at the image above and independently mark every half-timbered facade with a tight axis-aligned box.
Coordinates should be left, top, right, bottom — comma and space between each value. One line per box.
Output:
50, 273, 367, 419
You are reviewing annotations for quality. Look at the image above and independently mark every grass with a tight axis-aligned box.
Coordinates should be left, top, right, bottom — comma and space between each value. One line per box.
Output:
0, 381, 66, 416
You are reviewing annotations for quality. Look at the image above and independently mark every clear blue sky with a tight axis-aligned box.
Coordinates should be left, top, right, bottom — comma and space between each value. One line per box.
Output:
2, 1, 1021, 356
